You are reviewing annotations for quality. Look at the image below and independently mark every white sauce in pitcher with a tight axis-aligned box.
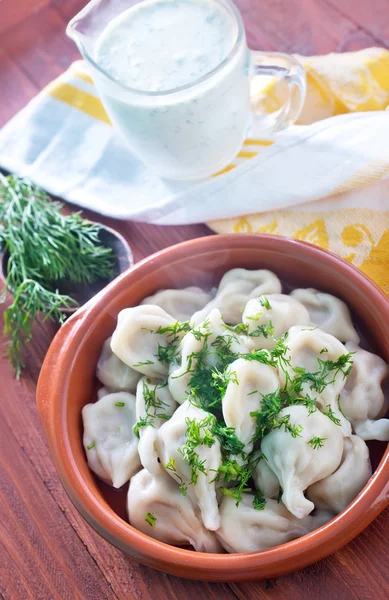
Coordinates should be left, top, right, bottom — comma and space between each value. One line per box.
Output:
96, 0, 237, 92
92, 0, 249, 179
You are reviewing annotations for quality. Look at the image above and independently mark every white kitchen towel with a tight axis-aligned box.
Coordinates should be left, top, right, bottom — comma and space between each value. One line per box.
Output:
0, 55, 388, 227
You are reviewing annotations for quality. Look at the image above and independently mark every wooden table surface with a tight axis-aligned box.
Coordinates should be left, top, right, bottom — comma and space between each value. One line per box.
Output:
1, 0, 389, 598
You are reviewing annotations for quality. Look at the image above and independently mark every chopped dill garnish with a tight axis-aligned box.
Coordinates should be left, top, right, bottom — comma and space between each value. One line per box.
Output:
259, 296, 272, 310
212, 421, 246, 459
253, 490, 267, 510
145, 512, 157, 528
218, 453, 262, 506
248, 321, 275, 339
308, 436, 326, 449
178, 416, 216, 485
322, 405, 342, 426
114, 401, 125, 407
155, 321, 191, 365
86, 442, 96, 450
133, 379, 170, 437
133, 359, 154, 367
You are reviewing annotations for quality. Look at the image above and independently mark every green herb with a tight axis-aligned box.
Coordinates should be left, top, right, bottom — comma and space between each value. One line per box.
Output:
219, 454, 262, 506
322, 405, 342, 426
178, 416, 216, 485
133, 379, 170, 437
0, 175, 115, 378
114, 401, 125, 407
86, 442, 96, 450
212, 421, 246, 459
253, 490, 267, 510
292, 353, 354, 397
155, 321, 191, 365
308, 436, 326, 449
165, 458, 188, 495
133, 360, 154, 367
145, 512, 157, 528
259, 296, 272, 310
249, 321, 275, 339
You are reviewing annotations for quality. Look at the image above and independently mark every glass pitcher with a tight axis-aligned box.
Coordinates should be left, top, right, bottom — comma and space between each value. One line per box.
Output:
67, 0, 306, 181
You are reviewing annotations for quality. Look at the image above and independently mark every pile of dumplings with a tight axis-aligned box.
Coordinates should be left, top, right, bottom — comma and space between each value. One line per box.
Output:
82, 269, 389, 554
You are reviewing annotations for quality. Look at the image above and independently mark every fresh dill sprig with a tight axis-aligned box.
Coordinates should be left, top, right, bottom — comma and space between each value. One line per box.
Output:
218, 453, 262, 506
178, 416, 216, 485
259, 296, 272, 310
0, 174, 115, 377
307, 436, 326, 449
133, 379, 170, 437
253, 490, 267, 510
145, 512, 157, 527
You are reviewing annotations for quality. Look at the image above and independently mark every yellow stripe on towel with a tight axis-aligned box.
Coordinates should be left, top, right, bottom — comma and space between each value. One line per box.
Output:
46, 81, 112, 125
237, 150, 258, 159
244, 139, 274, 147
71, 69, 95, 86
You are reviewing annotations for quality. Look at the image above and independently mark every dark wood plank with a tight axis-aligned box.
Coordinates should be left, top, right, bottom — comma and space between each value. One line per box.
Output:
0, 0, 51, 35
237, 0, 379, 53
0, 385, 118, 600
0, 49, 38, 126
322, 0, 389, 47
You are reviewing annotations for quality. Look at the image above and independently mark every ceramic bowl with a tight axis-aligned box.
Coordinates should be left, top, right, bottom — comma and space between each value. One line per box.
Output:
36, 234, 389, 581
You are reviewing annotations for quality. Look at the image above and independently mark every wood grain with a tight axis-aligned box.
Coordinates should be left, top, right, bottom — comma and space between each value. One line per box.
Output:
0, 0, 388, 598
0, 0, 51, 34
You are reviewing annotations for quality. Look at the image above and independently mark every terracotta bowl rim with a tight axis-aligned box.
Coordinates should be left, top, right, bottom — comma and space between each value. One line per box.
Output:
36, 233, 389, 580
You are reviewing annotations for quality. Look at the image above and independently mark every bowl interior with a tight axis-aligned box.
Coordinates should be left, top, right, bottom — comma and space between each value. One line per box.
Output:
63, 240, 389, 529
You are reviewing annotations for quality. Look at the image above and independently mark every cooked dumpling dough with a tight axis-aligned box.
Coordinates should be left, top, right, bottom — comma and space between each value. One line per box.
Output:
141, 286, 214, 322
222, 359, 280, 455
97, 337, 141, 392
243, 294, 310, 350
307, 435, 372, 513
156, 401, 222, 530
191, 269, 282, 326
280, 326, 352, 434
111, 305, 183, 378
262, 405, 344, 518
169, 308, 248, 405
252, 455, 280, 499
216, 495, 332, 553
127, 469, 222, 552
340, 344, 389, 441
291, 288, 360, 344
82, 392, 140, 488
97, 387, 110, 400
135, 377, 177, 475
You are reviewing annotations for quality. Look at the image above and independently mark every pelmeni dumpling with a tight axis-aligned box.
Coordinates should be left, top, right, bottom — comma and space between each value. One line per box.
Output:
169, 308, 248, 405
111, 305, 182, 378
97, 387, 110, 400
141, 286, 214, 322
135, 377, 177, 475
127, 469, 222, 553
191, 269, 282, 326
156, 401, 222, 530
307, 435, 372, 513
97, 337, 141, 392
243, 294, 310, 350
290, 288, 360, 344
222, 359, 280, 455
262, 405, 344, 518
280, 326, 352, 434
252, 455, 280, 499
216, 495, 332, 553
82, 392, 140, 488
339, 344, 389, 441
